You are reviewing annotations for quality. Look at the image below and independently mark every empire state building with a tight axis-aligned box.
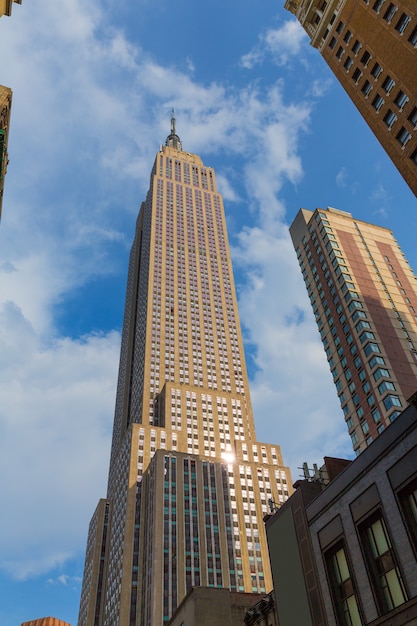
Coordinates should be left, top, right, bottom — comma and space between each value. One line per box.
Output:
78, 115, 291, 626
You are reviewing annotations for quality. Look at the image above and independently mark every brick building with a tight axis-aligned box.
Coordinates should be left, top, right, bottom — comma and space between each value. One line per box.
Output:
290, 206, 417, 454
284, 0, 417, 196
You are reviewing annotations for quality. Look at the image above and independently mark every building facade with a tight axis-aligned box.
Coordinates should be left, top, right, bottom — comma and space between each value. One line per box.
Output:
290, 206, 417, 454
166, 587, 265, 626
78, 116, 292, 626
284, 0, 417, 196
0, 85, 12, 220
0, 0, 22, 18
266, 402, 417, 625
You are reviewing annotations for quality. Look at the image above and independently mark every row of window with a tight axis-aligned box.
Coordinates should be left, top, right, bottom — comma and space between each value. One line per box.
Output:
373, 0, 414, 36
324, 476, 417, 625
299, 213, 409, 452
329, 12, 417, 158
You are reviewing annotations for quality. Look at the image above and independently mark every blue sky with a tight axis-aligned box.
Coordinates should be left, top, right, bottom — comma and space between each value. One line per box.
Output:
0, 1, 416, 624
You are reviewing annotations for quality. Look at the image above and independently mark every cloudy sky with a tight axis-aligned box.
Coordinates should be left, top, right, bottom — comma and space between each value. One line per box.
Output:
0, 0, 416, 624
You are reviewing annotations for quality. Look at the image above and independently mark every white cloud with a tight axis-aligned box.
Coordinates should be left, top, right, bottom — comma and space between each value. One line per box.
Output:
336, 166, 348, 188
241, 20, 307, 69
216, 173, 241, 203
47, 574, 82, 587
231, 226, 352, 475
0, 315, 120, 578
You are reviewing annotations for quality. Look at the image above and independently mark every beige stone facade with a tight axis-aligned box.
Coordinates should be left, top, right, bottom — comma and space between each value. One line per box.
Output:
285, 0, 417, 196
290, 206, 417, 455
78, 124, 292, 625
21, 618, 71, 626
167, 587, 267, 626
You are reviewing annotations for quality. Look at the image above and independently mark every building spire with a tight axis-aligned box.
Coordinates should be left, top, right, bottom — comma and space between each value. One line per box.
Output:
165, 108, 182, 151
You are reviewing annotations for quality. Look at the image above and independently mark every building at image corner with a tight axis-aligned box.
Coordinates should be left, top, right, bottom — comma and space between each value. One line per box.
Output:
0, 0, 22, 18
78, 115, 292, 626
290, 206, 417, 455
21, 618, 71, 626
0, 85, 12, 220
284, 0, 417, 196
265, 401, 417, 625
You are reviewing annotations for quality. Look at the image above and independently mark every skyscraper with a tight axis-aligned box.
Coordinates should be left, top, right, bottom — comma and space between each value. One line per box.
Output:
78, 115, 291, 626
290, 206, 417, 455
0, 85, 12, 220
284, 0, 417, 196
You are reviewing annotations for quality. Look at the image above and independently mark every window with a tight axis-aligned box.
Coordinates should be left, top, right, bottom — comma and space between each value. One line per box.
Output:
356, 320, 371, 332
373, 0, 385, 12
395, 13, 410, 34
371, 62, 383, 79
361, 50, 371, 66
359, 512, 407, 613
336, 21, 344, 34
383, 109, 397, 128
408, 107, 417, 127
325, 543, 363, 626
373, 367, 390, 381
389, 410, 401, 422
394, 90, 408, 109
360, 330, 376, 343
352, 68, 362, 83
352, 39, 362, 54
343, 30, 352, 43
408, 26, 417, 46
361, 80, 372, 96
383, 394, 402, 410
399, 478, 417, 554
352, 310, 367, 323
367, 394, 375, 407
382, 75, 395, 93
378, 380, 395, 394
365, 343, 380, 356
329, 36, 337, 49
396, 127, 411, 147
372, 408, 381, 422
369, 354, 385, 368
344, 56, 353, 70
411, 149, 417, 165
336, 46, 345, 60
372, 94, 384, 111
383, 3, 397, 22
